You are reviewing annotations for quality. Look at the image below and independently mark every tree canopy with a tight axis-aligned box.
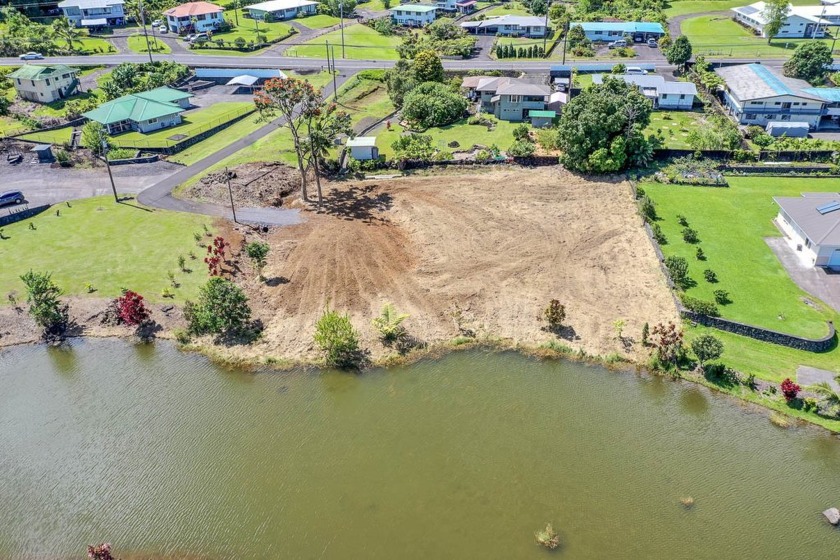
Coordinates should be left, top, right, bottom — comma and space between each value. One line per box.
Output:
783, 42, 833, 84
762, 0, 789, 42
664, 36, 692, 71
402, 81, 467, 129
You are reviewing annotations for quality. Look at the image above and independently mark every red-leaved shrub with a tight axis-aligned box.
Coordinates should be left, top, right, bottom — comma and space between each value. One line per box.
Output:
116, 290, 150, 326
780, 378, 800, 402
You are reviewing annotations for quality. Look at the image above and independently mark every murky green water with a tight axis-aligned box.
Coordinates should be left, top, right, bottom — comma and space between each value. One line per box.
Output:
1, 340, 839, 559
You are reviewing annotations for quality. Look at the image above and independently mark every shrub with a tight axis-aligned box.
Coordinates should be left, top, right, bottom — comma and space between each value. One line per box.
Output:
651, 223, 667, 245
372, 302, 409, 342
680, 294, 720, 317
695, 247, 705, 261
691, 334, 723, 366
186, 277, 252, 338
314, 307, 361, 368
402, 81, 468, 129
639, 195, 657, 222
780, 378, 800, 402
507, 139, 536, 157
543, 299, 566, 330
512, 123, 530, 141
115, 290, 150, 326
713, 289, 731, 305
665, 256, 690, 289
677, 214, 688, 227
245, 241, 270, 279
682, 227, 699, 244
20, 270, 69, 337
641, 322, 649, 346
703, 269, 717, 283
650, 322, 684, 367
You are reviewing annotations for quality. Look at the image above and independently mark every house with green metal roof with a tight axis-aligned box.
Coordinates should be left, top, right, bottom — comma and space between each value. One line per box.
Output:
8, 64, 80, 103
83, 87, 193, 135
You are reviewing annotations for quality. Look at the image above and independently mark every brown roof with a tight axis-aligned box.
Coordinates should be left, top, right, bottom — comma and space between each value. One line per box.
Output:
164, 1, 223, 17
461, 75, 495, 89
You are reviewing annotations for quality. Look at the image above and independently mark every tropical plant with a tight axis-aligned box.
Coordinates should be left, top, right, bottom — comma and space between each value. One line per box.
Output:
391, 134, 435, 162
372, 302, 409, 342
115, 290, 150, 326
664, 35, 692, 71
20, 270, 69, 337
402, 81, 468, 129
51, 17, 82, 52
245, 241, 270, 279
81, 121, 110, 155
783, 41, 833, 84
762, 0, 790, 43
314, 306, 361, 368
186, 277, 252, 337
810, 382, 840, 417
780, 378, 800, 402
691, 334, 723, 368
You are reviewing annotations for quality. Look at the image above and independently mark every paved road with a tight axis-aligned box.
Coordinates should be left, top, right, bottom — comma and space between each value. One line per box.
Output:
136, 72, 352, 226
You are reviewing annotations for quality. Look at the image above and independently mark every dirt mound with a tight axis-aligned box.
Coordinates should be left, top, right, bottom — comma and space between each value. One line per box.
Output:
183, 162, 301, 208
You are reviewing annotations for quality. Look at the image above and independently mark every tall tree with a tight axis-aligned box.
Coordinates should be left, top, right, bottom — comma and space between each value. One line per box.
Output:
411, 50, 445, 84
304, 102, 352, 205
783, 41, 833, 84
762, 0, 789, 43
664, 35, 692, 72
255, 77, 324, 202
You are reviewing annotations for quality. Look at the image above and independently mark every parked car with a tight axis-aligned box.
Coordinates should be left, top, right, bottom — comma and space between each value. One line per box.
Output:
607, 39, 627, 49
158, 25, 167, 33
625, 66, 648, 75
151, 19, 162, 26
0, 190, 25, 207
190, 32, 209, 43
18, 52, 44, 60
183, 34, 194, 42
647, 38, 658, 47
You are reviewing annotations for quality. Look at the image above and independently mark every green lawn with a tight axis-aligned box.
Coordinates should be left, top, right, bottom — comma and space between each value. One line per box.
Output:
644, 177, 840, 339
645, 110, 706, 149
665, 0, 814, 17
682, 15, 837, 57
126, 33, 171, 54
189, 10, 294, 54
0, 196, 212, 303
0, 116, 28, 137
482, 2, 532, 17
375, 116, 520, 157
285, 24, 402, 60
295, 14, 341, 29
18, 127, 74, 145
75, 36, 117, 55
32, 90, 104, 119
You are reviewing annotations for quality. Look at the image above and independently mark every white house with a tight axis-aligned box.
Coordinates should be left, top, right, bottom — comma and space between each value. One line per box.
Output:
592, 74, 697, 110
164, 1, 225, 34
390, 4, 438, 27
568, 21, 665, 42
347, 137, 379, 160
716, 63, 839, 129
436, 0, 457, 11
731, 1, 839, 38
247, 0, 318, 21
8, 64, 79, 103
774, 194, 840, 268
461, 15, 548, 37
57, 0, 125, 27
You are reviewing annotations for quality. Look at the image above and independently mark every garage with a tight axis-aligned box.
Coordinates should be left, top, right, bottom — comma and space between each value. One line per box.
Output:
829, 249, 840, 268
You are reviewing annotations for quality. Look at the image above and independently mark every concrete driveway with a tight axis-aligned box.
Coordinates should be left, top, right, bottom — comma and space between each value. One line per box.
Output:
766, 236, 840, 313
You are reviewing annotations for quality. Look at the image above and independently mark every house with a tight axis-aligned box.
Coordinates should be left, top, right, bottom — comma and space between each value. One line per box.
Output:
437, 0, 457, 11
57, 0, 125, 27
390, 4, 437, 27
568, 21, 665, 42
591, 74, 697, 110
8, 64, 79, 103
774, 194, 840, 268
474, 77, 551, 123
461, 15, 548, 37
347, 137, 379, 160
164, 1, 225, 34
246, 0, 318, 21
731, 2, 839, 38
83, 87, 193, 135
455, 0, 476, 14
716, 63, 840, 129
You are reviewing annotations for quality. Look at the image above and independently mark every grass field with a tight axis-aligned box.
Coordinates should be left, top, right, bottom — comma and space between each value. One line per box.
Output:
126, 34, 171, 54
682, 15, 836, 57
0, 197, 211, 303
75, 36, 116, 55
295, 14, 341, 29
18, 127, 74, 145
375, 117, 520, 157
190, 10, 294, 54
645, 110, 706, 149
482, 2, 532, 17
32, 90, 103, 119
114, 102, 253, 148
644, 177, 839, 339
665, 0, 815, 17
285, 24, 402, 60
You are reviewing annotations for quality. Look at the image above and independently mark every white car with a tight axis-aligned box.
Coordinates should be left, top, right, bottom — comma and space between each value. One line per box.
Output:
19, 52, 44, 60
158, 25, 167, 33
152, 19, 162, 26
625, 66, 648, 75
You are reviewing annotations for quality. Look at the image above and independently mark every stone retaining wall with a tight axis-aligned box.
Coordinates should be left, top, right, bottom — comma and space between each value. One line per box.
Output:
682, 311, 836, 352
0, 204, 51, 227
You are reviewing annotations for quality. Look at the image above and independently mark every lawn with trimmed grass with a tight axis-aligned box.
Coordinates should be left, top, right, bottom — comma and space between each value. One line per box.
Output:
482, 2, 532, 17
75, 36, 117, 55
644, 177, 840, 340
285, 24, 402, 60
682, 15, 836, 57
645, 110, 706, 150
0, 196, 211, 303
32, 90, 104, 120
665, 0, 814, 17
126, 33, 171, 54
18, 127, 74, 145
189, 9, 294, 54
295, 14, 341, 29
375, 116, 520, 157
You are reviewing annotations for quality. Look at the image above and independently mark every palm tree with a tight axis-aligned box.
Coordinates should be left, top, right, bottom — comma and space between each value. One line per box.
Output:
811, 382, 840, 417
51, 17, 82, 53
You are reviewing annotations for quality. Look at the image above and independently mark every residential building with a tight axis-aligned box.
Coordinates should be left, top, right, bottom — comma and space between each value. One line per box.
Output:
716, 63, 840, 129
568, 21, 665, 42
474, 77, 551, 123
436, 0, 457, 11
390, 4, 438, 26
591, 74, 697, 110
347, 137, 379, 160
246, 0, 318, 21
83, 87, 193, 135
164, 1, 225, 34
461, 15, 548, 37
774, 194, 840, 268
731, 2, 840, 38
8, 64, 79, 103
455, 0, 476, 14
57, 0, 125, 27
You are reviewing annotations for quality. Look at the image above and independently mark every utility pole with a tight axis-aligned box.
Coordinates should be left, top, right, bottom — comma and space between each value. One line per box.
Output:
102, 140, 118, 203
139, 0, 153, 64
234, 0, 239, 26
561, 21, 568, 64
325, 39, 331, 73
225, 167, 238, 223
331, 43, 338, 98
339, 0, 346, 58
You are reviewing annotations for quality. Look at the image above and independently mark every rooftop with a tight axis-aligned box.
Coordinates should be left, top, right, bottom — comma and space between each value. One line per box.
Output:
164, 1, 224, 17
732, 2, 838, 24
496, 79, 551, 96
8, 64, 78, 81
247, 0, 318, 11
569, 21, 665, 33
390, 3, 438, 12
592, 74, 697, 95
462, 14, 547, 28
716, 63, 824, 101
83, 87, 192, 125
57, 0, 124, 8
347, 136, 377, 147
775, 194, 840, 246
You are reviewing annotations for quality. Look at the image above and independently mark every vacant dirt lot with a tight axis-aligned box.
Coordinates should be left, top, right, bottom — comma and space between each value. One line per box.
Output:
217, 166, 678, 364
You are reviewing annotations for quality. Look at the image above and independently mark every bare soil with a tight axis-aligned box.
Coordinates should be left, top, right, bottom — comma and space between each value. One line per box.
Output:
213, 166, 678, 364
183, 162, 301, 208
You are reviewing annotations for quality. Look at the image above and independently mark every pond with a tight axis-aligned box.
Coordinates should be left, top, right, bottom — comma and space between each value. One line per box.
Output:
1, 340, 839, 559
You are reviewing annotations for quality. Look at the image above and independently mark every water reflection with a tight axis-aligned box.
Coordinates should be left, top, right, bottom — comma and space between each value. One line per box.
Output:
679, 387, 710, 416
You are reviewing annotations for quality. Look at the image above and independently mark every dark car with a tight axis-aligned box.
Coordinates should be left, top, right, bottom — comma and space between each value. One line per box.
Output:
0, 191, 25, 207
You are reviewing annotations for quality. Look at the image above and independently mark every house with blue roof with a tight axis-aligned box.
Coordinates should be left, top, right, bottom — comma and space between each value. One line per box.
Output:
716, 63, 840, 130
569, 21, 665, 42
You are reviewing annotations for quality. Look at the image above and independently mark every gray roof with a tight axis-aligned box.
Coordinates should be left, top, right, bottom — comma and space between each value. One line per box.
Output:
716, 63, 824, 102
496, 80, 551, 96
775, 194, 840, 246
462, 14, 547, 28
58, 0, 123, 8
476, 76, 510, 92
591, 74, 697, 96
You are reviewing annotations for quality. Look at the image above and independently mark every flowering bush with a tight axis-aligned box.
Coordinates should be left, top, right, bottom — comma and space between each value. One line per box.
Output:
116, 290, 149, 326
87, 543, 113, 560
204, 236, 229, 276
780, 378, 800, 402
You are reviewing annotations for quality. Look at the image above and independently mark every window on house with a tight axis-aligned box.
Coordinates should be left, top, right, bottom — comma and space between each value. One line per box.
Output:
661, 93, 668, 98
509, 95, 521, 103
45, 79, 50, 86
197, 14, 206, 20
782, 102, 791, 109
774, 101, 781, 105
148, 118, 158, 124
746, 113, 757, 120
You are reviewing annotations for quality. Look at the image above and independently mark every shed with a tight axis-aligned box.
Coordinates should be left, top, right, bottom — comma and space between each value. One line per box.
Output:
529, 110, 556, 128
766, 121, 810, 138
32, 144, 53, 162
347, 136, 379, 160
